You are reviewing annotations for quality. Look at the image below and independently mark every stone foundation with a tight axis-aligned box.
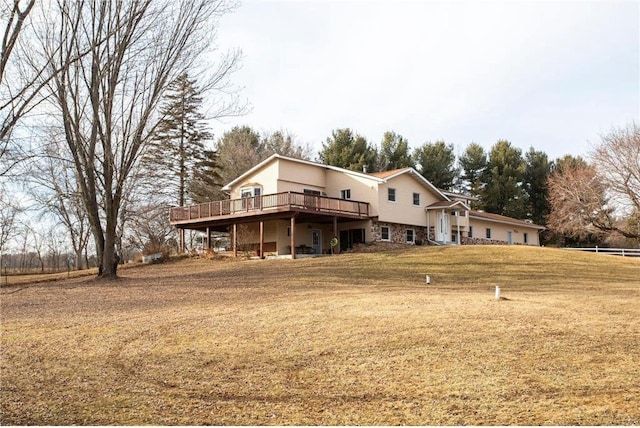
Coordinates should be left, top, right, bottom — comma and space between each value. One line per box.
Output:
371, 221, 427, 245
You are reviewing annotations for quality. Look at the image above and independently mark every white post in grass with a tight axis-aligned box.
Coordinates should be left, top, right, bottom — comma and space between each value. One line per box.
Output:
426, 275, 431, 285
495, 285, 501, 299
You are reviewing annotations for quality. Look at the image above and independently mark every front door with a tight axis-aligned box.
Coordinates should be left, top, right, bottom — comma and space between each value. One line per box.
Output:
437, 212, 450, 243
311, 230, 322, 254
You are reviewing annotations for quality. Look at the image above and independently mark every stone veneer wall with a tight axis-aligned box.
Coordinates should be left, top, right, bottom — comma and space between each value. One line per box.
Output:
371, 220, 427, 245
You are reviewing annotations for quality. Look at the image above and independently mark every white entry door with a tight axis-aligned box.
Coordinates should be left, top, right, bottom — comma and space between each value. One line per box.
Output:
437, 212, 450, 243
312, 230, 322, 254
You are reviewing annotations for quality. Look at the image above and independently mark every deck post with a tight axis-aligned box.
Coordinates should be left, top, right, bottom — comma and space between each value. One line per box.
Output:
259, 221, 265, 259
333, 216, 339, 254
290, 216, 296, 259
179, 228, 185, 253
233, 223, 237, 258
206, 227, 211, 250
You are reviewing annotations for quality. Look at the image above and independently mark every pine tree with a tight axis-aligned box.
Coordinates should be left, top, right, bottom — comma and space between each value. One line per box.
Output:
459, 142, 488, 209
481, 140, 526, 218
412, 141, 459, 190
142, 73, 213, 206
319, 128, 378, 173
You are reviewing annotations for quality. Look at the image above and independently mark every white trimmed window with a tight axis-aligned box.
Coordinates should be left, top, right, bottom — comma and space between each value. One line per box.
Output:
381, 226, 390, 241
406, 229, 415, 244
524, 233, 528, 244
468, 226, 473, 238
388, 188, 396, 202
340, 189, 351, 200
486, 228, 492, 239
413, 192, 420, 206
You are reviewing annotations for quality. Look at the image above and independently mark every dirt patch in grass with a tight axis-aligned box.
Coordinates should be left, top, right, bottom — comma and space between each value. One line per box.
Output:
1, 246, 639, 425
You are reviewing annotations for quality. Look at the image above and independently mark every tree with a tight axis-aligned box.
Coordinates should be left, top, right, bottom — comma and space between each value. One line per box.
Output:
216, 125, 266, 185
26, 136, 91, 270
141, 73, 213, 207
376, 131, 413, 172
523, 148, 552, 226
547, 124, 640, 244
459, 142, 487, 208
262, 130, 312, 160
319, 128, 377, 173
592, 123, 640, 239
547, 162, 612, 241
188, 149, 224, 203
1, 0, 41, 175
412, 140, 458, 190
481, 140, 526, 218
41, 0, 241, 278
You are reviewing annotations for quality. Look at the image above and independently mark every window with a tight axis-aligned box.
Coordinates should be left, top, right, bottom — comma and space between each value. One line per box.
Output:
287, 227, 290, 237
413, 192, 420, 206
340, 189, 351, 200
486, 228, 492, 239
406, 229, 415, 244
381, 226, 390, 241
303, 189, 321, 195
388, 188, 396, 202
468, 226, 473, 238
524, 233, 528, 244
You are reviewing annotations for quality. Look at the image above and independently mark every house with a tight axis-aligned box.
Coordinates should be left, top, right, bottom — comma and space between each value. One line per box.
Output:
169, 154, 545, 258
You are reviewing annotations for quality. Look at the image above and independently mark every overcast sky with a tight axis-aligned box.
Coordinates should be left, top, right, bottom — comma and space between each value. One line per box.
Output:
212, 0, 639, 161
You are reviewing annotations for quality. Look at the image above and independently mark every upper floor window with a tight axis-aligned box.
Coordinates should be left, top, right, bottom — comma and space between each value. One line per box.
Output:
340, 189, 351, 200
413, 192, 420, 206
388, 188, 396, 202
240, 186, 261, 198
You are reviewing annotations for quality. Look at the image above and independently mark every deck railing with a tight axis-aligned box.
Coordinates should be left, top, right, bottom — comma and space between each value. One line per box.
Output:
169, 191, 370, 223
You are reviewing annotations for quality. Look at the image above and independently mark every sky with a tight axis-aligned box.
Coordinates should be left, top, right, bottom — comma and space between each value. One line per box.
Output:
211, 0, 639, 161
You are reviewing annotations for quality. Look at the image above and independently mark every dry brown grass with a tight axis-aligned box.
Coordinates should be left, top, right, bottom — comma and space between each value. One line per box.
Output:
1, 246, 639, 425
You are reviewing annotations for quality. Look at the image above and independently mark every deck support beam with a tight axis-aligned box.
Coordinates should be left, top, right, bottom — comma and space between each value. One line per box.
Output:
233, 223, 237, 258
290, 216, 296, 259
259, 221, 265, 259
206, 227, 211, 250
333, 216, 338, 254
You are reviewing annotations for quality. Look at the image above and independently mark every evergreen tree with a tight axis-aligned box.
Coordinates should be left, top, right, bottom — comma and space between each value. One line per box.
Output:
523, 147, 552, 225
412, 140, 458, 190
459, 142, 488, 208
319, 128, 377, 172
142, 73, 213, 206
188, 149, 224, 203
376, 131, 413, 171
481, 140, 526, 218
215, 125, 266, 185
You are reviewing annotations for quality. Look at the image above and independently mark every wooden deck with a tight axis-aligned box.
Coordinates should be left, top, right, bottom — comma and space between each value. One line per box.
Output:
169, 191, 370, 226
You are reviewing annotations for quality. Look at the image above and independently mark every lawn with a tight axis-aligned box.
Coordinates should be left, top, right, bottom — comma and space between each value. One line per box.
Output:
1, 245, 638, 425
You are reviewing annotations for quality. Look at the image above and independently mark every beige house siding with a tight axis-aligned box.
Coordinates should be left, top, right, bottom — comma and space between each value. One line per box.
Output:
377, 174, 435, 227
467, 217, 541, 246
325, 170, 380, 214
276, 158, 327, 193
229, 161, 279, 198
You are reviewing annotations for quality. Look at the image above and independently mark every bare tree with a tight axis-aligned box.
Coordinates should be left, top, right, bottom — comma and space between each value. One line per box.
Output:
0, 189, 19, 252
592, 123, 640, 237
547, 163, 610, 241
37, 0, 240, 278
26, 133, 91, 270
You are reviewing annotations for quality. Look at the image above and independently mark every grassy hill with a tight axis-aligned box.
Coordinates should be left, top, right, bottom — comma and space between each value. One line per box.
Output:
1, 246, 639, 425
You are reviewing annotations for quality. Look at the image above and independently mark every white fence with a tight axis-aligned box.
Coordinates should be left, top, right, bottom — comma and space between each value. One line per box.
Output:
564, 247, 640, 257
